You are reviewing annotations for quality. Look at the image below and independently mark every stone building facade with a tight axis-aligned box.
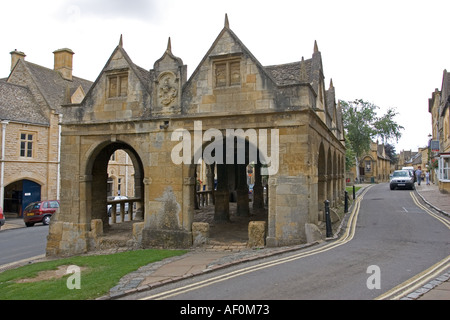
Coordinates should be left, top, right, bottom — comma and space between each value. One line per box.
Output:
0, 49, 135, 217
0, 49, 92, 216
46, 16, 346, 256
351, 141, 391, 183
429, 70, 450, 193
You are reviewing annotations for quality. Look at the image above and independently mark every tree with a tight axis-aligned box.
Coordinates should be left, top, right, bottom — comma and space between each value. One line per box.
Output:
373, 108, 404, 144
345, 138, 356, 172
341, 99, 403, 181
384, 143, 398, 165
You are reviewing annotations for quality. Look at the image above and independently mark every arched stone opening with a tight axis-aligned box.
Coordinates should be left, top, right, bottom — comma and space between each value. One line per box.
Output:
326, 148, 333, 208
85, 141, 144, 236
317, 142, 326, 221
191, 135, 269, 246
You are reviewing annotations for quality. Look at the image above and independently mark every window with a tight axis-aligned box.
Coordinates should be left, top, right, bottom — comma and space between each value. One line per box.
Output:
214, 59, 241, 88
108, 73, 128, 98
20, 133, 34, 158
365, 160, 372, 172
49, 201, 59, 208
439, 155, 450, 181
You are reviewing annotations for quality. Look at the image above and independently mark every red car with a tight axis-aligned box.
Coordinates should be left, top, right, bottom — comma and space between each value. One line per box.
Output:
23, 200, 59, 227
0, 206, 5, 229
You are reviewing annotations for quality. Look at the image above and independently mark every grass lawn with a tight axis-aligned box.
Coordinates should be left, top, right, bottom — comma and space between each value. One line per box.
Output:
0, 249, 187, 300
346, 186, 361, 195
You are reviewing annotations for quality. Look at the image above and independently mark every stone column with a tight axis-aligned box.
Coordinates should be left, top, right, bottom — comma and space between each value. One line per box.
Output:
236, 164, 249, 216
206, 163, 214, 204
252, 164, 264, 210
214, 163, 229, 221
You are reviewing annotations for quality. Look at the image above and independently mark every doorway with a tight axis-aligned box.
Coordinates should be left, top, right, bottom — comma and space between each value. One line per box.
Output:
4, 179, 41, 217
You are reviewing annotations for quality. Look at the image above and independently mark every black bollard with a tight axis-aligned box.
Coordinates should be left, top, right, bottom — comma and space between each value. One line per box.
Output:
325, 200, 332, 238
344, 191, 348, 213
353, 185, 356, 200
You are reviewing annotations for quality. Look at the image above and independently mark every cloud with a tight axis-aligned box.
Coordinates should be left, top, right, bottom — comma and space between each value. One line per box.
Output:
58, 0, 160, 22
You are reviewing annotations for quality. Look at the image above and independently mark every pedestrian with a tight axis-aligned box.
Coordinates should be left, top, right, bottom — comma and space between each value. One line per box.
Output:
416, 166, 422, 186
426, 171, 430, 185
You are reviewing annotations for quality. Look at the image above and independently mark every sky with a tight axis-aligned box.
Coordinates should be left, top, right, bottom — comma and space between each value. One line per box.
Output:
1, 0, 448, 153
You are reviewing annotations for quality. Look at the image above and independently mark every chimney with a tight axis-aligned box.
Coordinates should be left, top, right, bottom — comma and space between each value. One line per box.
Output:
53, 48, 74, 81
10, 50, 26, 71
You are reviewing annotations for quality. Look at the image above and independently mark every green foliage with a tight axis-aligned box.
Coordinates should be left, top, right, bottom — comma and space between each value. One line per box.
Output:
373, 108, 404, 144
341, 99, 404, 159
345, 139, 356, 171
0, 249, 187, 300
384, 143, 398, 164
341, 99, 378, 158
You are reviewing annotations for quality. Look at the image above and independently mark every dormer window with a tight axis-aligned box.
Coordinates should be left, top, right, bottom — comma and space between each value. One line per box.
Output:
108, 72, 128, 98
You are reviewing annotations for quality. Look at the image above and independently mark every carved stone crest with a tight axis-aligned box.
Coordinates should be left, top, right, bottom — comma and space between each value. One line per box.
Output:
157, 72, 178, 106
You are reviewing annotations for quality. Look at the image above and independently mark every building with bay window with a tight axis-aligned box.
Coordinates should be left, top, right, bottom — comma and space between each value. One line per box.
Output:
429, 69, 450, 193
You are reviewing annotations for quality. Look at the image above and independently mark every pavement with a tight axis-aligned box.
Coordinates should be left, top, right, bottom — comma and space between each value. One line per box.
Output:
1, 182, 449, 300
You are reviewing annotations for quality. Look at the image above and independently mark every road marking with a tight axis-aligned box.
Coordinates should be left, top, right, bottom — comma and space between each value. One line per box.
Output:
402, 207, 408, 212
375, 256, 450, 300
410, 192, 450, 229
374, 192, 450, 300
140, 186, 372, 300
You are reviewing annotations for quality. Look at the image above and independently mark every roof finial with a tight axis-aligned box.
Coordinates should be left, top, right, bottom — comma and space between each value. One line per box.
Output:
119, 34, 123, 48
329, 78, 334, 89
225, 13, 230, 28
314, 40, 319, 53
166, 37, 172, 53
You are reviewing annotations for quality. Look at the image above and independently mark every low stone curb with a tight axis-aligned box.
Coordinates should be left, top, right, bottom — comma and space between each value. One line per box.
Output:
400, 272, 450, 300
98, 241, 322, 300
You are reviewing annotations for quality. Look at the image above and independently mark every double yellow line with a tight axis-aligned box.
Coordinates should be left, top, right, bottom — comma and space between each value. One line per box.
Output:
375, 192, 450, 300
410, 192, 450, 229
141, 186, 372, 300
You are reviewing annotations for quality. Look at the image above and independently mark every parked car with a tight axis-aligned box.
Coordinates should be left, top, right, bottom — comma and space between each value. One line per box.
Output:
23, 200, 59, 227
390, 170, 415, 190
107, 196, 129, 216
0, 206, 5, 229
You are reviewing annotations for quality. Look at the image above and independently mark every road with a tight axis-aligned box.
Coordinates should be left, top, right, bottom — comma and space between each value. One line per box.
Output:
132, 183, 449, 300
0, 224, 48, 267
0, 215, 126, 268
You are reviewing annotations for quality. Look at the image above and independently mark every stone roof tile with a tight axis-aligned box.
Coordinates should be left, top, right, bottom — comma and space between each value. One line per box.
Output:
0, 80, 49, 125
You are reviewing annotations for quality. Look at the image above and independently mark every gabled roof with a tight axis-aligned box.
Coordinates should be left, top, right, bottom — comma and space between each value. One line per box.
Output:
184, 14, 278, 90
9, 59, 92, 110
440, 69, 450, 116
265, 60, 312, 86
0, 80, 49, 125
81, 35, 151, 104
264, 41, 325, 97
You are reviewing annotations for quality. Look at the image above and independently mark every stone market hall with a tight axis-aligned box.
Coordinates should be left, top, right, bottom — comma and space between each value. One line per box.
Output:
45, 15, 346, 256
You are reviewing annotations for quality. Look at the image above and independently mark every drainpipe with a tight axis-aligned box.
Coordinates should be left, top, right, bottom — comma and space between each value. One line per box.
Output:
1, 120, 9, 208
56, 114, 62, 200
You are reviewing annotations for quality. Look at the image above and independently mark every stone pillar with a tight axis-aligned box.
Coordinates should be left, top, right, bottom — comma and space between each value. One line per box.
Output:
206, 163, 214, 204
236, 164, 249, 216
253, 164, 264, 211
214, 164, 229, 221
